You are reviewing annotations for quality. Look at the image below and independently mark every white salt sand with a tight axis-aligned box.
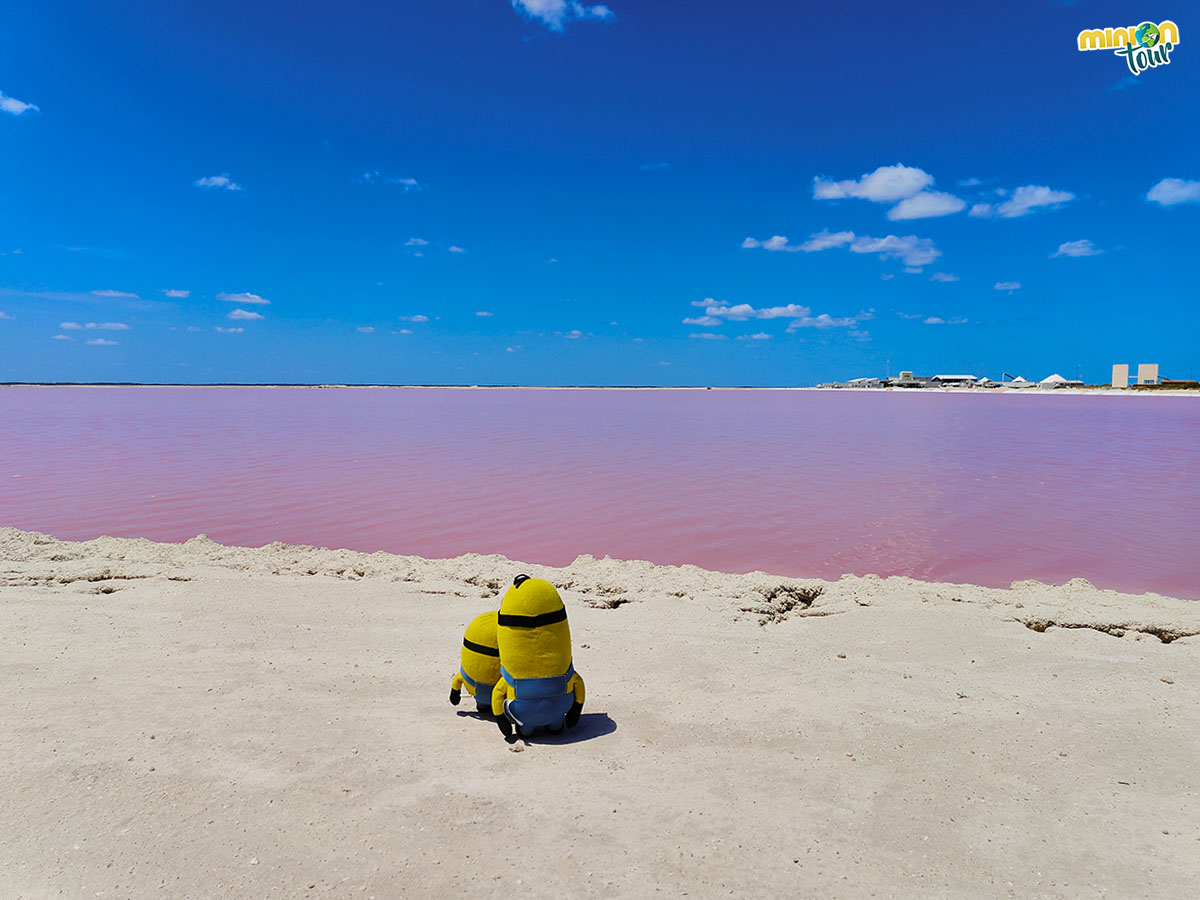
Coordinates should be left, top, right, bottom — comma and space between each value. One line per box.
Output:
2, 527, 1197, 898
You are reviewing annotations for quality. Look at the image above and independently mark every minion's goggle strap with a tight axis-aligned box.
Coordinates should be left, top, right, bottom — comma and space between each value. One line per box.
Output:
497, 607, 567, 628
462, 637, 499, 656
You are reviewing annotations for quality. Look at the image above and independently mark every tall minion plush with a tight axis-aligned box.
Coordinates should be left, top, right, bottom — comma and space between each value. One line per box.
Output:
491, 574, 585, 738
449, 610, 501, 716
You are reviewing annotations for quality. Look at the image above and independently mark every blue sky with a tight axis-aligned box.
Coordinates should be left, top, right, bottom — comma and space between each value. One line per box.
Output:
1, 0, 1197, 385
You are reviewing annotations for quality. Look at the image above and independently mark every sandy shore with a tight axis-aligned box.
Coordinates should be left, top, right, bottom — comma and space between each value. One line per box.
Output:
2, 527, 1197, 899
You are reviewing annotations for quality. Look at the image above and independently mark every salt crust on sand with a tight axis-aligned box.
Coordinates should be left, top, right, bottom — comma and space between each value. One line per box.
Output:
2, 527, 1197, 898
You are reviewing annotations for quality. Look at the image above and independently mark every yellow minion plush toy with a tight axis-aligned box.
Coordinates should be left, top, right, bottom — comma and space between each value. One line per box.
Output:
449, 610, 501, 716
491, 574, 585, 739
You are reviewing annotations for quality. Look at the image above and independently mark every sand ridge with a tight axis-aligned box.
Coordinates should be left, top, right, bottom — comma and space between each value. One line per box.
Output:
2, 527, 1198, 898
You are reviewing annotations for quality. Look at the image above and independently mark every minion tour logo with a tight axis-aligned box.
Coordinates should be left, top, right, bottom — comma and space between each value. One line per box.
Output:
1078, 20, 1181, 75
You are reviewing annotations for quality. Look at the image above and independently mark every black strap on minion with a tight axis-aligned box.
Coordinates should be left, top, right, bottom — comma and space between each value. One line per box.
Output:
500, 574, 567, 627
498, 607, 567, 628
462, 637, 499, 657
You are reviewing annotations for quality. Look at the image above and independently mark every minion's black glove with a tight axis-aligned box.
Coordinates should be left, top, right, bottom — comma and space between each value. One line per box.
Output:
449, 688, 461, 706
565, 700, 583, 729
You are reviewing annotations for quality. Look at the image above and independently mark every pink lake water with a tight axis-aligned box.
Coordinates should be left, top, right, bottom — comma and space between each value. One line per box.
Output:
1, 386, 1197, 599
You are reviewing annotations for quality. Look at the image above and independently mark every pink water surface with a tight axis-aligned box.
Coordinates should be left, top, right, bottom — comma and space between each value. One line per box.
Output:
1, 387, 1197, 598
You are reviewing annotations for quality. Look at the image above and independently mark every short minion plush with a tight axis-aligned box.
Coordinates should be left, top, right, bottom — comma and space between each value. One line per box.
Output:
449, 610, 501, 716
491, 575, 585, 739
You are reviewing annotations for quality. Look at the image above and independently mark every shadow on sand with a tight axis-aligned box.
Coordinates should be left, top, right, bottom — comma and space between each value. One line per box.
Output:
456, 710, 617, 745
511, 713, 617, 746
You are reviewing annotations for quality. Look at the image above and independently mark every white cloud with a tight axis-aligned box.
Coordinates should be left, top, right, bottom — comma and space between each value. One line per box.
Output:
398, 314, 429, 323
930, 272, 960, 282
1052, 239, 1102, 258
688, 298, 862, 334
161, 289, 191, 298
59, 321, 129, 331
91, 289, 139, 299
448, 246, 466, 253
358, 172, 422, 190
475, 311, 494, 317
405, 237, 429, 246
511, 0, 615, 31
924, 316, 967, 325
214, 326, 244, 334
903, 267, 923, 275
849, 234, 941, 267
798, 230, 856, 252
565, 329, 583, 339
217, 291, 270, 305
690, 332, 726, 340
737, 333, 772, 340
813, 164, 933, 203
0, 91, 39, 115
357, 326, 375, 333
785, 314, 858, 331
747, 231, 940, 268
85, 338, 118, 346
742, 235, 800, 252
1146, 178, 1200, 206
814, 164, 970, 219
704, 302, 813, 321
958, 177, 982, 187
741, 232, 863, 253
973, 185, 1074, 218
994, 281, 1021, 292
53, 334, 73, 341
227, 308, 264, 321
398, 328, 413, 335
880, 273, 895, 281
897, 312, 924, 320
194, 174, 243, 191
888, 190, 966, 220
0, 311, 13, 320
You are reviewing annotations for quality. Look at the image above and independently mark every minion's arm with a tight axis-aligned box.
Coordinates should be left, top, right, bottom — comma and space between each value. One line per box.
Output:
568, 672, 586, 705
492, 676, 515, 739
449, 672, 464, 706
565, 672, 585, 728
491, 676, 514, 717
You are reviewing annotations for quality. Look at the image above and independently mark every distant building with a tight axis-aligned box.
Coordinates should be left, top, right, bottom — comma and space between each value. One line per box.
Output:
931, 374, 978, 387
1005, 376, 1037, 388
889, 371, 930, 388
1112, 363, 1159, 387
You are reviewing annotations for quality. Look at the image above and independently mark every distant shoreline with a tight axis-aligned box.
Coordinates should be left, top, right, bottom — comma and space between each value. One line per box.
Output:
2, 382, 1198, 396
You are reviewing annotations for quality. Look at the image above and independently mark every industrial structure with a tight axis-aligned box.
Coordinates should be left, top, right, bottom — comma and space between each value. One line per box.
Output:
1111, 363, 1159, 388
